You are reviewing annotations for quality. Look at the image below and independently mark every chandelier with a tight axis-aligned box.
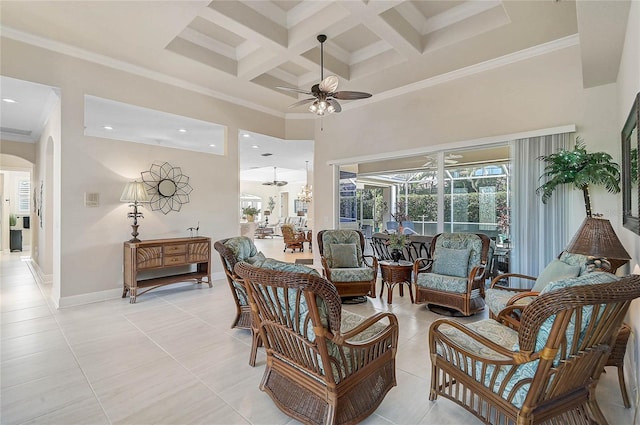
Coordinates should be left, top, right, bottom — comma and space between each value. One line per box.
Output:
298, 161, 312, 203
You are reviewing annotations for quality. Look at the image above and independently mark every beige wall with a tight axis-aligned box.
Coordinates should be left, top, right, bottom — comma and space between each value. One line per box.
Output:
0, 139, 36, 164
616, 0, 640, 418
0, 37, 290, 306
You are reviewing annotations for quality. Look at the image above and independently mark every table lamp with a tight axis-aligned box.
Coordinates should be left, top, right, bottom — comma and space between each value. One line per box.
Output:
120, 180, 150, 242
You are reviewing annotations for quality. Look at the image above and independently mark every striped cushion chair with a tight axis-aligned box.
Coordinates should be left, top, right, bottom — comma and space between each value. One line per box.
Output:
235, 261, 398, 425
429, 272, 639, 425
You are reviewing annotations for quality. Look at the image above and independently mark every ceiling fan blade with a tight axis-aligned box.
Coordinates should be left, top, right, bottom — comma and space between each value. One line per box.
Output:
276, 86, 313, 95
328, 99, 342, 113
332, 90, 372, 100
311, 84, 321, 95
319, 75, 339, 93
288, 98, 316, 108
262, 181, 275, 186
275, 181, 288, 187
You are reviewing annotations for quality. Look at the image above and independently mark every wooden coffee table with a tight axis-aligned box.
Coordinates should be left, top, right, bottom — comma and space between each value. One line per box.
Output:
379, 260, 414, 304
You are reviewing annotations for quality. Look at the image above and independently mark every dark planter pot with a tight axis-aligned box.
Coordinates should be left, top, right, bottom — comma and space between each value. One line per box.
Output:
391, 249, 402, 262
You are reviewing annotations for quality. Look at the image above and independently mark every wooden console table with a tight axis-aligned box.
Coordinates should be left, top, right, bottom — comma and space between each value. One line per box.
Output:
123, 236, 211, 303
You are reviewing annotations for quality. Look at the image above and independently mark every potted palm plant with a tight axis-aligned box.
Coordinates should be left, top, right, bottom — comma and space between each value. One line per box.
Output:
537, 139, 620, 217
387, 233, 408, 262
242, 206, 260, 222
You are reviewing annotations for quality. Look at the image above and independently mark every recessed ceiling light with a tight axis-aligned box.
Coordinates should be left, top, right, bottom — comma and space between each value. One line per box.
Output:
209, 144, 216, 147
251, 145, 259, 149
103, 125, 113, 130
242, 134, 251, 138
2, 98, 17, 103
178, 128, 187, 133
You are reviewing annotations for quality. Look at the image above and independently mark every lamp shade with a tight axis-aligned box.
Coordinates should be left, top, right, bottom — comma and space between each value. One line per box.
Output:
120, 181, 149, 203
565, 217, 631, 262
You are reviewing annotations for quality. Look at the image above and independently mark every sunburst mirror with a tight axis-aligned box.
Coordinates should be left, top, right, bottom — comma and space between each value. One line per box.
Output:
141, 162, 192, 214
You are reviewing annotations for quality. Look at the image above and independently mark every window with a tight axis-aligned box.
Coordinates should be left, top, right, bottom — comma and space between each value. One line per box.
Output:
18, 180, 30, 213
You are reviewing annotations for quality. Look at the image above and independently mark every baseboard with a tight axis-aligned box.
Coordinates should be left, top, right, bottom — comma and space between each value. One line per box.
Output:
27, 259, 53, 285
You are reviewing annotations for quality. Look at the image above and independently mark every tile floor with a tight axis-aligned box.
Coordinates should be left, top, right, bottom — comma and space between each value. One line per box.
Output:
0, 237, 636, 425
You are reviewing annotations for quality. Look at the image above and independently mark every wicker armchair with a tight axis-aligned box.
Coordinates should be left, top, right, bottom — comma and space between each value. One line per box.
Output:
235, 262, 399, 425
371, 232, 433, 263
281, 223, 305, 252
317, 229, 378, 299
485, 251, 611, 328
413, 232, 493, 316
429, 273, 640, 425
213, 236, 265, 366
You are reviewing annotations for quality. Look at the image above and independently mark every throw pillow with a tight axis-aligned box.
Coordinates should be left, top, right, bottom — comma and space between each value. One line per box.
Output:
432, 247, 470, 278
330, 243, 359, 268
531, 259, 581, 292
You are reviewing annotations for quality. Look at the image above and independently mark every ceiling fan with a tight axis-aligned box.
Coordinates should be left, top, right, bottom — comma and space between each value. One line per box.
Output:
422, 154, 463, 167
276, 34, 372, 115
262, 167, 288, 187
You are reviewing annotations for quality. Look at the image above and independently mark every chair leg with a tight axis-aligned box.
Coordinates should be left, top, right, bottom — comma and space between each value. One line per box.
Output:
248, 329, 262, 367
617, 365, 631, 408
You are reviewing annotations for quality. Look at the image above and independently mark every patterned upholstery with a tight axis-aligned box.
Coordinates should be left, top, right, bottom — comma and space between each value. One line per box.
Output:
234, 262, 399, 425
485, 251, 611, 319
437, 271, 622, 410
318, 229, 378, 299
414, 233, 493, 316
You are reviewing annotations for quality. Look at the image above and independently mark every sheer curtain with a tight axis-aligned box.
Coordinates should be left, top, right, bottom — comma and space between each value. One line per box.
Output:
509, 132, 574, 285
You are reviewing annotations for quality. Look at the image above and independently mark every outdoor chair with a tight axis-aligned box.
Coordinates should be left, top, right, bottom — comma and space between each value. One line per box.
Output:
318, 229, 378, 299
234, 261, 399, 425
414, 232, 493, 316
281, 223, 305, 252
485, 251, 611, 328
371, 232, 432, 263
429, 272, 640, 425
401, 221, 419, 235
214, 236, 266, 366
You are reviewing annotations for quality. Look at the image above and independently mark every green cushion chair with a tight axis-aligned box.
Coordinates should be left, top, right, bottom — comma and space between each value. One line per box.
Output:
234, 261, 398, 425
414, 232, 493, 316
317, 229, 378, 299
485, 251, 611, 328
429, 272, 639, 425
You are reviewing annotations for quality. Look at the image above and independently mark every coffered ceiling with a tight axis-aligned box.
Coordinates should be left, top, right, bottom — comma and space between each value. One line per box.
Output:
0, 1, 631, 180
1, 0, 614, 118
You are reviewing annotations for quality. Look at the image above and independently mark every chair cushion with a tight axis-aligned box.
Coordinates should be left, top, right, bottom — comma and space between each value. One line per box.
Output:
223, 236, 259, 264
321, 230, 363, 268
435, 233, 486, 276
327, 310, 389, 382
432, 247, 470, 278
485, 288, 534, 316
416, 273, 468, 294
330, 243, 359, 268
436, 320, 533, 409
329, 267, 375, 283
258, 258, 320, 276
246, 251, 266, 266
531, 259, 581, 292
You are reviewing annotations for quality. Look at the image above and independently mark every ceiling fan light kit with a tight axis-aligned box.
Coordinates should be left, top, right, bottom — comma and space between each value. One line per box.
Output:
263, 167, 288, 187
276, 34, 372, 116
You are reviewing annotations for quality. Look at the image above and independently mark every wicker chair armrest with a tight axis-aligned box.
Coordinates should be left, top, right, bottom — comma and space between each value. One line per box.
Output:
362, 254, 378, 269
335, 312, 398, 343
495, 304, 528, 330
429, 318, 530, 364
412, 257, 433, 276
320, 256, 331, 280
506, 291, 539, 306
489, 273, 536, 289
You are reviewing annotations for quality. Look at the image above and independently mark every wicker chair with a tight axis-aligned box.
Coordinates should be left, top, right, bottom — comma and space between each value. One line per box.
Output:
281, 223, 305, 252
317, 229, 378, 299
429, 273, 640, 425
371, 232, 433, 263
485, 252, 611, 328
413, 232, 493, 316
213, 236, 264, 366
234, 262, 399, 425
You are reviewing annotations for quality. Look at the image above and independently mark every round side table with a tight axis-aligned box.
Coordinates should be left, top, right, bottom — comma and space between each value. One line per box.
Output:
379, 260, 414, 304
